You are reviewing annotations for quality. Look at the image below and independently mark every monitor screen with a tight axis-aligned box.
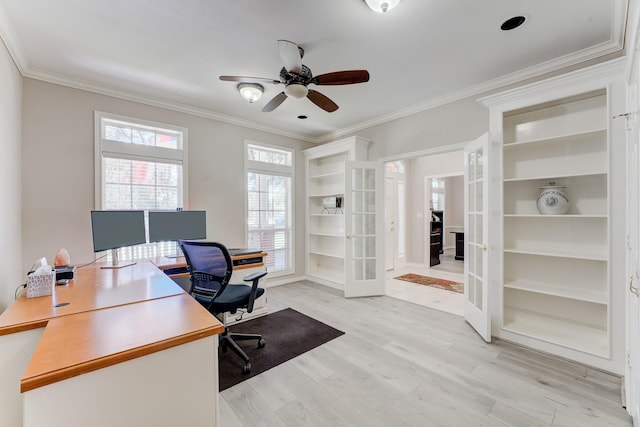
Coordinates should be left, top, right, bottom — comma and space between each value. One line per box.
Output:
148, 210, 207, 243
90, 210, 147, 253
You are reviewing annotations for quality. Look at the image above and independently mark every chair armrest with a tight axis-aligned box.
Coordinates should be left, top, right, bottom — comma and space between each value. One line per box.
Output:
243, 270, 267, 312
243, 271, 268, 283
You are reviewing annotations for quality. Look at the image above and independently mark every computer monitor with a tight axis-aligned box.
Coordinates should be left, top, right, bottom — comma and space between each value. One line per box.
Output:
148, 210, 206, 257
90, 210, 147, 269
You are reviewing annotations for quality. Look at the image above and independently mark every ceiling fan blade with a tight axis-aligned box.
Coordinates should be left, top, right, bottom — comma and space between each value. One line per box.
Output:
313, 70, 370, 85
307, 89, 339, 112
219, 75, 280, 84
262, 92, 288, 112
277, 39, 302, 74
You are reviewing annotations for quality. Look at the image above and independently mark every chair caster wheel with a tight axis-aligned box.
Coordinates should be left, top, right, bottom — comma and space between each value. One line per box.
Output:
258, 338, 266, 348
243, 363, 251, 374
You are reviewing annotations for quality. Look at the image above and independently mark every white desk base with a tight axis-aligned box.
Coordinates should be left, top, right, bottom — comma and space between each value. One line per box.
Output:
23, 336, 218, 427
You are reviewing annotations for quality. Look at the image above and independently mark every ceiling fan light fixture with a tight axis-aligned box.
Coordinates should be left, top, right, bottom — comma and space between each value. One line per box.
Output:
237, 83, 264, 103
285, 83, 309, 99
363, 0, 400, 13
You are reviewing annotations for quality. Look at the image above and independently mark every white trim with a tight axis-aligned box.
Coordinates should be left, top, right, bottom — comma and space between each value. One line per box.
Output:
244, 140, 295, 276
379, 141, 466, 163
265, 275, 307, 288
479, 57, 626, 109
94, 111, 188, 210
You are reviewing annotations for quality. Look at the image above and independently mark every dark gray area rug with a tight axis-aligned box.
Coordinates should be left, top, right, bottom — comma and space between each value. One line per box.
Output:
218, 307, 344, 391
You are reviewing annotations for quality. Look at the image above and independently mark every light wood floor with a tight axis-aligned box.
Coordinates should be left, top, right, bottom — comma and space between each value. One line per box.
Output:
220, 281, 631, 426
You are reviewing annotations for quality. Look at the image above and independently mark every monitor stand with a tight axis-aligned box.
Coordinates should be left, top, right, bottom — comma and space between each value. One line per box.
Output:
101, 249, 136, 269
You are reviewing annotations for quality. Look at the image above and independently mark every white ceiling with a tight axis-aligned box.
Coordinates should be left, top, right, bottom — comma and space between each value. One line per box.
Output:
0, 0, 629, 142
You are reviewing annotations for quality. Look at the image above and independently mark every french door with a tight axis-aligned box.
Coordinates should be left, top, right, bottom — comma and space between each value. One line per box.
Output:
464, 133, 491, 342
345, 161, 385, 297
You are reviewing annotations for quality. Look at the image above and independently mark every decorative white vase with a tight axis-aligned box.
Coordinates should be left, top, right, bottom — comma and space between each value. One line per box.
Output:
536, 182, 569, 215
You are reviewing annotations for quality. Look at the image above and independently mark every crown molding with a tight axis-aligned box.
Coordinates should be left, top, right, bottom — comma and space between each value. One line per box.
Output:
316, 38, 625, 143
0, 1, 26, 74
1, 1, 627, 146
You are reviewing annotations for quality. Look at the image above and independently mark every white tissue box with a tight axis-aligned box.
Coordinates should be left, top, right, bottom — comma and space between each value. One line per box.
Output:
26, 270, 55, 298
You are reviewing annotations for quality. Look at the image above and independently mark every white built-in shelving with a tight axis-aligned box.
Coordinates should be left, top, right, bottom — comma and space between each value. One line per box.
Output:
304, 136, 368, 291
481, 59, 626, 373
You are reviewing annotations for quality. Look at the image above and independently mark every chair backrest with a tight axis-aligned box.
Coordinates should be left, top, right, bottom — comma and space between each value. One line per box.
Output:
179, 240, 233, 298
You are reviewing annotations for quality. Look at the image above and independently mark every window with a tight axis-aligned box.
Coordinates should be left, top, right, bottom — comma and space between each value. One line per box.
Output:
246, 142, 293, 275
95, 112, 187, 260
431, 178, 445, 211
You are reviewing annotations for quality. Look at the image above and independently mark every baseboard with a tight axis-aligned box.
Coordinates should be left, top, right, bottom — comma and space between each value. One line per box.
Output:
264, 275, 307, 288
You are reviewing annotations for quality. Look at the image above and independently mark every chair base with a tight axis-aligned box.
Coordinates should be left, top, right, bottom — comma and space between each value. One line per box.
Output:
219, 329, 265, 374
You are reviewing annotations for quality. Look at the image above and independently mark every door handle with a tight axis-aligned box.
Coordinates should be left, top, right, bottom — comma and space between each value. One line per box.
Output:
631, 273, 639, 297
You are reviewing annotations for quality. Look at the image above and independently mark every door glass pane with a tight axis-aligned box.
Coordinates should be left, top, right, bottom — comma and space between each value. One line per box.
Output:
353, 192, 363, 213
364, 168, 375, 190
468, 242, 476, 273
352, 169, 363, 190
354, 237, 364, 257
365, 191, 376, 212
475, 246, 483, 277
365, 214, 375, 234
469, 153, 477, 181
475, 276, 483, 310
475, 182, 483, 211
476, 148, 484, 179
365, 236, 376, 257
468, 277, 476, 304
353, 259, 363, 280
366, 259, 376, 279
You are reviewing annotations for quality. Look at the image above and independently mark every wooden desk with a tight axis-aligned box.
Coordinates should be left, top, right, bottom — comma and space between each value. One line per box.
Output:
0, 262, 184, 335
0, 261, 224, 427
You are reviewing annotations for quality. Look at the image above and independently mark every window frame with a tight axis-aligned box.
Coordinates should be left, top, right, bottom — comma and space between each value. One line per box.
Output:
95, 111, 189, 209
244, 140, 295, 277
94, 111, 188, 260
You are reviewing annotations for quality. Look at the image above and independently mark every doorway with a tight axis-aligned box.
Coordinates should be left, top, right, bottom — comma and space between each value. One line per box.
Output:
384, 149, 465, 315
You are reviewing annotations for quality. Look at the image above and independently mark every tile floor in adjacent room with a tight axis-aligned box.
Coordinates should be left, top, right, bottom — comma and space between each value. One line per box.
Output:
385, 249, 464, 316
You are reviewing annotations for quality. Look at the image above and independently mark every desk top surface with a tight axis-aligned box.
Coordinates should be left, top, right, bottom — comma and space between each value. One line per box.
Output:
0, 261, 185, 335
21, 293, 223, 392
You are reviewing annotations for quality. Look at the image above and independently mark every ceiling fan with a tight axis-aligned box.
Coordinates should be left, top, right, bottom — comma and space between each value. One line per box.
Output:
220, 40, 369, 113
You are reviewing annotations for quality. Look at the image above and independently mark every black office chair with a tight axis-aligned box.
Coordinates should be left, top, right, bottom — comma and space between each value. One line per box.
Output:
179, 240, 267, 373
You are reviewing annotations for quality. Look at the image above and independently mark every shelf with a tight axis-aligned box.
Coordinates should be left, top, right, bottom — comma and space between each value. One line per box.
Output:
504, 280, 607, 304
502, 307, 608, 357
308, 250, 344, 259
309, 213, 344, 217
503, 248, 607, 261
309, 232, 343, 237
503, 171, 606, 183
309, 192, 345, 198
503, 128, 606, 148
309, 171, 344, 180
504, 214, 606, 218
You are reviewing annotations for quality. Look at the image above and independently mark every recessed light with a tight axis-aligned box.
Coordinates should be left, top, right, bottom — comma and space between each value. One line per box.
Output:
297, 115, 308, 120
501, 16, 526, 31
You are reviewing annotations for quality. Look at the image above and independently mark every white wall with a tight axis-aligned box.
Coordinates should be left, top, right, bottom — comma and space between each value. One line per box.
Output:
336, 96, 487, 265
21, 79, 313, 280
0, 39, 22, 311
